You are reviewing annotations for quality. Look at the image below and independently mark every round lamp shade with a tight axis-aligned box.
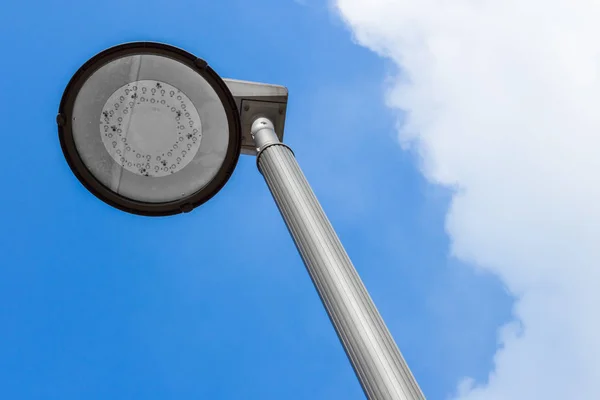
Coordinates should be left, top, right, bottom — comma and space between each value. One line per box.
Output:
57, 42, 241, 216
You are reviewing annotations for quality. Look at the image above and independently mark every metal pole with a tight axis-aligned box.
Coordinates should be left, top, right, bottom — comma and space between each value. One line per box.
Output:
251, 117, 425, 400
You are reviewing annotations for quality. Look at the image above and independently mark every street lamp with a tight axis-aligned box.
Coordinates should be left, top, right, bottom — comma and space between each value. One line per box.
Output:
57, 42, 425, 400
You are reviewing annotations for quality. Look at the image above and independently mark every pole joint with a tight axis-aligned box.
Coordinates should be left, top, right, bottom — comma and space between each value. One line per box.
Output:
251, 117, 294, 173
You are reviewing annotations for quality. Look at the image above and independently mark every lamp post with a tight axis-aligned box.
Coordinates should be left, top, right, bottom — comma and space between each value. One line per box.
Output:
57, 42, 425, 400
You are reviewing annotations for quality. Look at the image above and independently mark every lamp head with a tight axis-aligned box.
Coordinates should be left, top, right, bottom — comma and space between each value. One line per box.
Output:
57, 42, 241, 216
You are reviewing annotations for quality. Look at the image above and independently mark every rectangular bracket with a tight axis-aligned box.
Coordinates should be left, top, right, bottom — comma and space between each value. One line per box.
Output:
223, 78, 289, 155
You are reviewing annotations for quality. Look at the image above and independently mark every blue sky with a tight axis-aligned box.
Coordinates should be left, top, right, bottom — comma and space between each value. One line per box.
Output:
0, 1, 513, 398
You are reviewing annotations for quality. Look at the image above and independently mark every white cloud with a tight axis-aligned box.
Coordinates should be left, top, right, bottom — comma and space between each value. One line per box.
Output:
333, 0, 600, 398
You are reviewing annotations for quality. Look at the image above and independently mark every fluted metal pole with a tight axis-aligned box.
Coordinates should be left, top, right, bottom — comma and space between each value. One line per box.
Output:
251, 117, 425, 400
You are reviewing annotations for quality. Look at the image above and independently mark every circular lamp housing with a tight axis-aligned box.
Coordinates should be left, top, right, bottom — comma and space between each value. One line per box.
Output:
58, 42, 241, 216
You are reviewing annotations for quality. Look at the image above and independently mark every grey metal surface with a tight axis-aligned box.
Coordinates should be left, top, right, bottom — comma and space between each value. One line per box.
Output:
223, 79, 288, 155
251, 118, 425, 400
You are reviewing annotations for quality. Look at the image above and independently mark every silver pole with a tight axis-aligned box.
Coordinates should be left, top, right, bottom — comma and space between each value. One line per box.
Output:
251, 117, 425, 400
